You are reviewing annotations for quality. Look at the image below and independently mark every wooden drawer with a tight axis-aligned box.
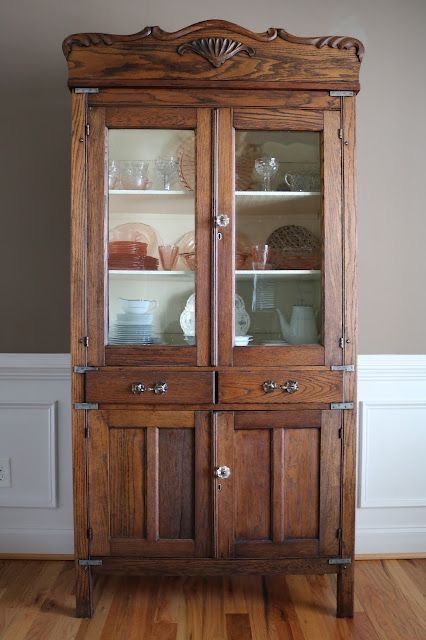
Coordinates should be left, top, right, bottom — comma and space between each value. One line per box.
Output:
218, 369, 343, 404
86, 368, 214, 404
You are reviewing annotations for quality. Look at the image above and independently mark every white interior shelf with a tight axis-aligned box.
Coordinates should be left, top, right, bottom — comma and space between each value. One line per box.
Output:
235, 191, 320, 197
236, 270, 321, 280
109, 269, 320, 279
109, 189, 191, 195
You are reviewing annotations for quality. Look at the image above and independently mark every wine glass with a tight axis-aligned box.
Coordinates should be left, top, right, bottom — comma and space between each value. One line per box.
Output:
155, 156, 179, 191
255, 156, 279, 191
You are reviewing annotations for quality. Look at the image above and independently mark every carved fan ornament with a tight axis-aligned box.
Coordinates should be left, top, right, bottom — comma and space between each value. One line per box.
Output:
177, 38, 255, 68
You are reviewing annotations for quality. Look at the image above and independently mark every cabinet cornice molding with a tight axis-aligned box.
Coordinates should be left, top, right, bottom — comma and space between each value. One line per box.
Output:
63, 19, 363, 91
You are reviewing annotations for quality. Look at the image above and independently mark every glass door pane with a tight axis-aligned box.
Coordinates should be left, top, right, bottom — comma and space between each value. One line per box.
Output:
234, 130, 322, 348
108, 129, 196, 347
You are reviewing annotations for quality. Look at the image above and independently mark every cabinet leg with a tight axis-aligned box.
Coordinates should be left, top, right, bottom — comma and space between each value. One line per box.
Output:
75, 563, 94, 618
336, 564, 354, 618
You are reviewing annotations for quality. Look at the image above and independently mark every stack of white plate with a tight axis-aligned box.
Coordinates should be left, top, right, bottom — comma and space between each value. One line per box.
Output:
234, 335, 253, 346
109, 299, 160, 345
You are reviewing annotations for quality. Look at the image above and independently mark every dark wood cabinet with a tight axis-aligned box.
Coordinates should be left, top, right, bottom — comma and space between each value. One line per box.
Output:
64, 19, 362, 618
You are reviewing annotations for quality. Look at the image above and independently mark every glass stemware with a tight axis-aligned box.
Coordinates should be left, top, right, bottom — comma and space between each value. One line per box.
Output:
155, 156, 179, 191
158, 245, 179, 271
255, 156, 279, 191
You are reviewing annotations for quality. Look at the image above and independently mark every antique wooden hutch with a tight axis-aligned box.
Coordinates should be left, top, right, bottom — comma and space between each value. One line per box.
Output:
63, 19, 362, 617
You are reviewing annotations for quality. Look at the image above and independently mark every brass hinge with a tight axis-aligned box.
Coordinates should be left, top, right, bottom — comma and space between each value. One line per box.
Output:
87, 527, 93, 540
78, 559, 102, 567
331, 402, 354, 410
73, 365, 99, 374
328, 557, 352, 566
80, 336, 89, 348
330, 90, 354, 97
331, 364, 355, 372
74, 88, 100, 94
74, 402, 99, 411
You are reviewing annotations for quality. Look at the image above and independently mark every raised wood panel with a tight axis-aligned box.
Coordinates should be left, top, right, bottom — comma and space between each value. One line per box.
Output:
86, 369, 214, 404
234, 429, 271, 541
64, 20, 362, 90
219, 369, 343, 404
105, 345, 196, 366
234, 108, 323, 130
105, 106, 196, 128
158, 429, 195, 539
233, 344, 324, 367
216, 410, 341, 560
283, 428, 319, 539
88, 410, 212, 559
109, 428, 145, 538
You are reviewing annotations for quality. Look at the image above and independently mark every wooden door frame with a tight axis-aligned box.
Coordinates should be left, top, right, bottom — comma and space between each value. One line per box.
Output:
215, 107, 343, 367
85, 105, 212, 367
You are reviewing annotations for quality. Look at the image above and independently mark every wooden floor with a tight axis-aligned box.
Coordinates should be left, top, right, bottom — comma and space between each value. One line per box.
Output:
0, 560, 424, 639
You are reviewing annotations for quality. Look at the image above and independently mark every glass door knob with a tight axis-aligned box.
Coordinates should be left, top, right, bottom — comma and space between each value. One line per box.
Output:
215, 466, 231, 479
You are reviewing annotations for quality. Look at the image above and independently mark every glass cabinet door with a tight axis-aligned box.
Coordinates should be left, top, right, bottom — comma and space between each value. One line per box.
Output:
86, 107, 211, 366
216, 108, 343, 367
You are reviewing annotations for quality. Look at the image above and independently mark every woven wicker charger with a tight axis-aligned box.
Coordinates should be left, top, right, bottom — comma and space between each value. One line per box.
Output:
266, 225, 320, 252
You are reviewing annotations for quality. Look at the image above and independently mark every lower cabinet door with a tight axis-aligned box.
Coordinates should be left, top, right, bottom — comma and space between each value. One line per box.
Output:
214, 410, 342, 559
87, 409, 211, 557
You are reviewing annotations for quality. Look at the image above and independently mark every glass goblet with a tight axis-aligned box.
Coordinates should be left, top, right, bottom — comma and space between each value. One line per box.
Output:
255, 156, 279, 191
155, 156, 179, 191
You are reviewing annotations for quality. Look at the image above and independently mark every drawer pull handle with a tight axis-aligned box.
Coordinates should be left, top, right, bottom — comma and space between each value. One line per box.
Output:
215, 465, 231, 479
131, 383, 146, 394
281, 380, 299, 394
148, 382, 168, 395
262, 380, 278, 393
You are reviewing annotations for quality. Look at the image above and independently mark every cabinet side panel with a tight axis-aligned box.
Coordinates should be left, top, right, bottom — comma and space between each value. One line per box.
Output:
342, 96, 357, 558
109, 428, 146, 539
283, 428, 320, 539
234, 429, 271, 540
158, 428, 195, 539
71, 92, 89, 571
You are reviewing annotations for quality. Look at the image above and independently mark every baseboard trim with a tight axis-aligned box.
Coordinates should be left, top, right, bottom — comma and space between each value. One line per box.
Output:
355, 553, 426, 560
0, 529, 74, 555
0, 553, 74, 560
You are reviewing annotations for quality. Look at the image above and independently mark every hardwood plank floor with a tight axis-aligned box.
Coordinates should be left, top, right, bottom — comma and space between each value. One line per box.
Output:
0, 560, 424, 639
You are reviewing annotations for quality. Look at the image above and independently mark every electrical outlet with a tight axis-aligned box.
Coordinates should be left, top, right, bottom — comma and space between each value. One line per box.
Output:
0, 458, 11, 487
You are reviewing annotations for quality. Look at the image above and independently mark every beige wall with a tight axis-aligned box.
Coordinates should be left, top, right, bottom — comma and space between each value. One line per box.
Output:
1, 0, 425, 353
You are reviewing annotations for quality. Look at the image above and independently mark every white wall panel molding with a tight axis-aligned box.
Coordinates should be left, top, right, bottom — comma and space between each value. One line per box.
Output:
358, 354, 426, 382
0, 354, 73, 554
356, 355, 426, 555
359, 401, 426, 508
0, 402, 58, 508
0, 353, 71, 380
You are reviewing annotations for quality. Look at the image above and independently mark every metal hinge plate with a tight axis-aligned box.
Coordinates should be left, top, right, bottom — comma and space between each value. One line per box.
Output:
74, 402, 99, 410
85, 123, 90, 136
73, 366, 99, 374
330, 91, 354, 97
80, 336, 89, 348
331, 364, 355, 372
74, 88, 100, 94
328, 557, 352, 565
331, 402, 354, 410
78, 559, 102, 567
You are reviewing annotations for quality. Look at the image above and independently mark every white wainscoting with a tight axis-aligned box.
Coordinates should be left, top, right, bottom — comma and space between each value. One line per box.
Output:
356, 355, 426, 554
0, 353, 425, 555
0, 354, 73, 554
